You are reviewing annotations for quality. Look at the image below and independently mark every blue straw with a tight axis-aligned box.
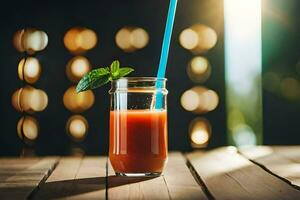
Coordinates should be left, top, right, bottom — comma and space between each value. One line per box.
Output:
155, 0, 178, 109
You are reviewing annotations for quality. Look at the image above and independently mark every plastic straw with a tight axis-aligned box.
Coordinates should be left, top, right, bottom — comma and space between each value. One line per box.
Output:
155, 0, 178, 109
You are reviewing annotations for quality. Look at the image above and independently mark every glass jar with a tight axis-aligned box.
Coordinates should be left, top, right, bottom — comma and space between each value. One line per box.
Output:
109, 77, 168, 177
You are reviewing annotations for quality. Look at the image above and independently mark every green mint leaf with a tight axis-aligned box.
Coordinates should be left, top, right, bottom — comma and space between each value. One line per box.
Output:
110, 60, 120, 78
76, 60, 134, 93
76, 67, 110, 92
114, 67, 134, 79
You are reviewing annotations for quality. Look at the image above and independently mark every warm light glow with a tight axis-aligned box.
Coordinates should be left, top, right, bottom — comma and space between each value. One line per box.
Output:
191, 24, 218, 53
191, 130, 209, 145
202, 89, 219, 112
130, 28, 149, 49
78, 29, 98, 50
12, 86, 48, 113
22, 29, 48, 54
187, 56, 211, 83
180, 90, 200, 111
13, 29, 25, 52
179, 28, 199, 50
66, 56, 91, 82
115, 27, 149, 52
240, 146, 273, 159
225, 0, 263, 146
11, 88, 23, 112
115, 27, 132, 50
63, 86, 95, 112
29, 89, 48, 112
189, 118, 211, 148
17, 116, 39, 142
66, 115, 88, 141
18, 57, 41, 84
181, 87, 219, 113
179, 24, 217, 53
64, 27, 98, 54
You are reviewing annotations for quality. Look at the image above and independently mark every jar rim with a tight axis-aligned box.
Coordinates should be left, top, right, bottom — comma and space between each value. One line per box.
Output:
114, 77, 167, 82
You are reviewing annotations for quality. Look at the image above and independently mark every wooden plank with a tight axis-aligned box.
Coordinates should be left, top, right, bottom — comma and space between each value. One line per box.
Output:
272, 146, 300, 163
187, 147, 300, 200
33, 157, 106, 200
240, 146, 300, 188
65, 157, 106, 200
0, 157, 58, 200
163, 152, 208, 200
32, 157, 83, 199
107, 157, 170, 200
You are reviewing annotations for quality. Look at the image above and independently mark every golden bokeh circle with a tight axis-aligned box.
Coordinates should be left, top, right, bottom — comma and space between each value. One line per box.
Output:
12, 86, 48, 113
180, 86, 219, 114
64, 27, 98, 54
66, 115, 88, 141
17, 116, 39, 142
115, 26, 149, 52
63, 86, 95, 112
23, 29, 48, 54
18, 57, 41, 84
179, 28, 199, 50
189, 117, 212, 148
66, 56, 91, 82
13, 28, 48, 54
179, 24, 217, 53
187, 56, 211, 83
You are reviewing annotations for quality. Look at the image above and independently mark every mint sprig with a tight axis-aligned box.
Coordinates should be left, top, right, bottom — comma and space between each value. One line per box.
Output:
76, 60, 134, 93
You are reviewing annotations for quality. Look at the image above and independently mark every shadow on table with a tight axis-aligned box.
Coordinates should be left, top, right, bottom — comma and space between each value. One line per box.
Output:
32, 175, 157, 199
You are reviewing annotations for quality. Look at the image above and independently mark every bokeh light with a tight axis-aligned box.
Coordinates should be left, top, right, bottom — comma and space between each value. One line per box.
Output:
66, 56, 91, 82
17, 116, 39, 143
232, 124, 256, 147
180, 90, 200, 111
66, 115, 88, 141
280, 77, 300, 101
12, 86, 48, 113
13, 29, 25, 52
115, 26, 149, 52
13, 28, 48, 54
179, 24, 217, 53
18, 57, 41, 84
189, 117, 211, 148
11, 88, 23, 112
179, 28, 199, 50
63, 86, 95, 112
64, 27, 98, 54
187, 56, 211, 83
180, 86, 219, 113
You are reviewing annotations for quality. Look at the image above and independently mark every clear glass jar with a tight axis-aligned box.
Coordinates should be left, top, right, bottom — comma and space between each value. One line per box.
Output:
109, 77, 168, 177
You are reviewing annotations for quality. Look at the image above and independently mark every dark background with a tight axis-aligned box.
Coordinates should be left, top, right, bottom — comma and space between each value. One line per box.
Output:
0, 0, 298, 156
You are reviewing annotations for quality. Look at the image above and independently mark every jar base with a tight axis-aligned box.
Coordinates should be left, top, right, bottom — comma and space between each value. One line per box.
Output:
115, 172, 162, 177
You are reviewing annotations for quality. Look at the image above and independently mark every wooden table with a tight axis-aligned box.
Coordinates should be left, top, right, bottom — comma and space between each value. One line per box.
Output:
1, 146, 300, 200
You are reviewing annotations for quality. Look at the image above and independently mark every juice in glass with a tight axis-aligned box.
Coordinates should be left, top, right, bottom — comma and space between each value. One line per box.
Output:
109, 77, 168, 177
109, 110, 167, 175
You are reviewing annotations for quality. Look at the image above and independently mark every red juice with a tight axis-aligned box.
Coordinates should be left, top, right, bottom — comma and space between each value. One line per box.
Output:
109, 109, 168, 174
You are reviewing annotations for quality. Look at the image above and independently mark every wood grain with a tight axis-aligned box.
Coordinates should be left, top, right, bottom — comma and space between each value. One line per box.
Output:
163, 152, 208, 200
240, 146, 300, 188
107, 158, 170, 200
0, 157, 58, 200
32, 157, 106, 200
187, 147, 300, 200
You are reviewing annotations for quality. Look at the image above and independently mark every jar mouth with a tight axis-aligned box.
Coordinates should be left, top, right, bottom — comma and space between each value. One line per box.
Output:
109, 77, 168, 94
114, 77, 167, 82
